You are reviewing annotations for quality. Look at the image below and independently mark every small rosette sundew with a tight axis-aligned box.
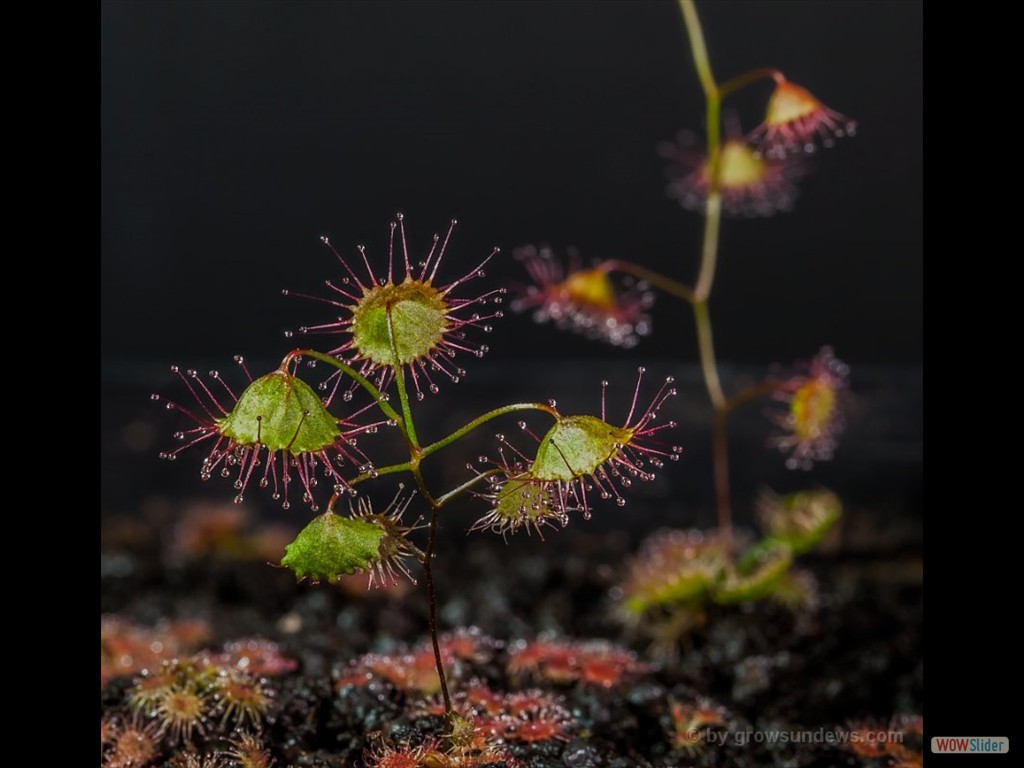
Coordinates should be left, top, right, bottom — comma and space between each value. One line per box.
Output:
473, 369, 681, 535
154, 359, 385, 510
748, 78, 857, 158
510, 244, 653, 348
757, 488, 842, 553
618, 529, 730, 619
286, 214, 504, 401
769, 346, 849, 470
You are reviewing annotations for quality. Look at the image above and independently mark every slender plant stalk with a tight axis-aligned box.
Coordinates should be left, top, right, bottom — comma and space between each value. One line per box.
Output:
694, 299, 732, 551
347, 402, 560, 488
347, 461, 414, 488
284, 349, 403, 427
693, 196, 721, 303
711, 408, 731, 544
292, 323, 458, 714
725, 380, 786, 413
382, 306, 452, 714
679, 0, 716, 95
421, 403, 559, 458
600, 259, 695, 304
387, 308, 420, 449
718, 66, 784, 98
436, 469, 501, 507
678, 0, 735, 552
692, 301, 725, 409
596, 9, 784, 554
410, 465, 452, 714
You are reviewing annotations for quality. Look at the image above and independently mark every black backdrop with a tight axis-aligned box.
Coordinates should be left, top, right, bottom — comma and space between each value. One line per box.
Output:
101, 0, 922, 368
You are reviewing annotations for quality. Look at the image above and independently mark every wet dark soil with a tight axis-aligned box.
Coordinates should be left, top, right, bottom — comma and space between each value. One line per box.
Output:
100, 516, 922, 767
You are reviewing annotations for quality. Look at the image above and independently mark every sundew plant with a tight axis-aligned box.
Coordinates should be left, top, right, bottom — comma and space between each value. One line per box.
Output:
157, 211, 682, 723
154, 0, 857, 754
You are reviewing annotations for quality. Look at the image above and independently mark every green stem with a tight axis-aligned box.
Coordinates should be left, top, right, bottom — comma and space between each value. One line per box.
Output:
597, 257, 781, 405
680, 0, 733, 552
692, 302, 725, 409
435, 469, 500, 507
420, 403, 560, 460
346, 461, 414, 487
718, 67, 784, 99
679, 0, 716, 96
694, 195, 721, 302
599, 260, 695, 304
292, 345, 450, 713
678, 0, 722, 202
393, 366, 419, 449
712, 408, 731, 553
348, 403, 562, 486
695, 297, 729, 552
386, 307, 420, 449
724, 380, 787, 414
408, 465, 452, 716
284, 349, 403, 427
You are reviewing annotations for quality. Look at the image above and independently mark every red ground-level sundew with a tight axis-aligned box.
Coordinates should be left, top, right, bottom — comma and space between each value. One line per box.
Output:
507, 636, 647, 688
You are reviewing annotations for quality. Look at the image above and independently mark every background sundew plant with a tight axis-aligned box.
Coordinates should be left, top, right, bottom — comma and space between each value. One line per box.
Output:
557, 0, 862, 630
102, 2, 922, 766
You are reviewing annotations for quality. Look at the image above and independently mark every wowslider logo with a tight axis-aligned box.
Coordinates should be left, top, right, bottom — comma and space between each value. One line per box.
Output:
932, 737, 1009, 754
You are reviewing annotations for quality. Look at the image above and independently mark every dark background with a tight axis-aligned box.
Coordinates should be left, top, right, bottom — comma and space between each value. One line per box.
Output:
101, 0, 922, 368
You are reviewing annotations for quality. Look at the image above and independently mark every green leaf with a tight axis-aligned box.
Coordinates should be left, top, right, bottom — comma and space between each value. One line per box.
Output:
350, 279, 448, 366
217, 370, 340, 454
713, 540, 794, 605
623, 570, 717, 615
491, 474, 561, 528
760, 489, 841, 554
531, 415, 633, 481
280, 511, 385, 583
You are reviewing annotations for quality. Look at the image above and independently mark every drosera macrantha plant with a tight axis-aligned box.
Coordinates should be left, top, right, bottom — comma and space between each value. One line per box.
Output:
157, 214, 681, 724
